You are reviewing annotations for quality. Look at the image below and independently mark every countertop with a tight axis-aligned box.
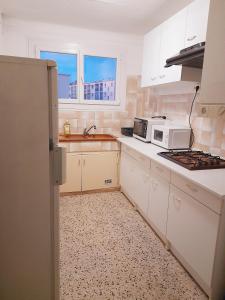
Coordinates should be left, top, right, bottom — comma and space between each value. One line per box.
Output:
118, 137, 225, 199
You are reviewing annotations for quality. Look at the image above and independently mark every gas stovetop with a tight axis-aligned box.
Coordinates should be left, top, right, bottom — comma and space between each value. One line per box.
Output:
158, 150, 225, 170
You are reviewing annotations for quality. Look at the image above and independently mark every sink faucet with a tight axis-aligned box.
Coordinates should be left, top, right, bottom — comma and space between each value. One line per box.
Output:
83, 124, 96, 136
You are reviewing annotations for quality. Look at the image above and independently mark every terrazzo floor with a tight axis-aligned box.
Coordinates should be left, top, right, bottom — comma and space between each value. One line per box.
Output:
60, 191, 207, 300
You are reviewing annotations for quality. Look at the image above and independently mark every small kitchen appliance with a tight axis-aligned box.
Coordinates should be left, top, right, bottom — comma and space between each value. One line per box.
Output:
165, 42, 205, 69
121, 127, 133, 137
151, 124, 191, 149
133, 117, 165, 142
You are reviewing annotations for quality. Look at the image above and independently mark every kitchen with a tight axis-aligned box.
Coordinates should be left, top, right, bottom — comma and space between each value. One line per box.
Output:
0, 0, 225, 299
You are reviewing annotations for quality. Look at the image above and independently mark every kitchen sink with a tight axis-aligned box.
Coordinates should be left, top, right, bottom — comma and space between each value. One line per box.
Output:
59, 133, 117, 142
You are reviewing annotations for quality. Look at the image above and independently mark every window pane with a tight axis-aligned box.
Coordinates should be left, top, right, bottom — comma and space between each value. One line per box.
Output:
84, 55, 117, 101
40, 51, 77, 100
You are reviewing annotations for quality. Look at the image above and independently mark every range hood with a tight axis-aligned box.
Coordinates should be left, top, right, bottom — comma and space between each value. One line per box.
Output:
165, 42, 205, 69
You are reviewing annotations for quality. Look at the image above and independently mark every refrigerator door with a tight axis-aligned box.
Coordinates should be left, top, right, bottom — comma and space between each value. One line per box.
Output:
0, 55, 59, 300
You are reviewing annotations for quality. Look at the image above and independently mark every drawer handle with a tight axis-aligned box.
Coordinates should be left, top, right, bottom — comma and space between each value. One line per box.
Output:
187, 35, 197, 41
159, 74, 166, 79
156, 166, 164, 173
151, 77, 157, 81
186, 183, 198, 193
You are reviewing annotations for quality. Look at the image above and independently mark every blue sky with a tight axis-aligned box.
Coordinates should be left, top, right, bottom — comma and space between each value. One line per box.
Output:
84, 55, 117, 82
40, 51, 116, 83
40, 51, 77, 83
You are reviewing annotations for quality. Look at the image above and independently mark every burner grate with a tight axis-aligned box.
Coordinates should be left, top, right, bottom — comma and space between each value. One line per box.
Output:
158, 150, 225, 170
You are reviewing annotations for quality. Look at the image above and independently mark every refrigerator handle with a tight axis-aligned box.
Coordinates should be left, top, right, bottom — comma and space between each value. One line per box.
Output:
53, 146, 66, 185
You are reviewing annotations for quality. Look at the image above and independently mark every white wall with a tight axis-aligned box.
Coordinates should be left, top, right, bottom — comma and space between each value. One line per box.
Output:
1, 16, 143, 76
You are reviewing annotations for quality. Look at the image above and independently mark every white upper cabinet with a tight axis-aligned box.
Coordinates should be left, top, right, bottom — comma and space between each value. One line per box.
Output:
141, 0, 210, 88
185, 0, 210, 47
141, 25, 161, 87
199, 0, 225, 105
158, 8, 187, 85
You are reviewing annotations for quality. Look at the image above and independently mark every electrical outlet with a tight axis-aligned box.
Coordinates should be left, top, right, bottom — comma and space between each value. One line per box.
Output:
105, 179, 112, 184
198, 105, 225, 119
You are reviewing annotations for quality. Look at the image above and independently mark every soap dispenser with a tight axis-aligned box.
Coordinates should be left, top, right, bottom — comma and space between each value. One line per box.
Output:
63, 120, 71, 136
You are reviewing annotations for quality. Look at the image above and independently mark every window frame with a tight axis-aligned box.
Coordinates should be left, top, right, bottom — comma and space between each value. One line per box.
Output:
79, 50, 121, 106
31, 41, 126, 111
36, 44, 80, 104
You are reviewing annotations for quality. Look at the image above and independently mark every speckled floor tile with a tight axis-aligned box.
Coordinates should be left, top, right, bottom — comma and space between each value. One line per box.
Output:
59, 191, 207, 300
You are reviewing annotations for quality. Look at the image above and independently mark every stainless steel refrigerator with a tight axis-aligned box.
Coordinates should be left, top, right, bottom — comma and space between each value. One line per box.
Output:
0, 55, 65, 300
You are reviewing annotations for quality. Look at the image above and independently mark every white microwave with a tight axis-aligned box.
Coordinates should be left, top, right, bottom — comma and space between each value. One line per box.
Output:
151, 125, 191, 149
133, 117, 165, 142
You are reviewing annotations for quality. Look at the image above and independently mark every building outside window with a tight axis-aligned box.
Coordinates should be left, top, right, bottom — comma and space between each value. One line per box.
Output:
40, 51, 78, 100
84, 55, 117, 101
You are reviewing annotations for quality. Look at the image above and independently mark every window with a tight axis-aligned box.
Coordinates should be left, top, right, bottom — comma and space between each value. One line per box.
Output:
40, 51, 78, 101
37, 44, 123, 108
83, 55, 117, 102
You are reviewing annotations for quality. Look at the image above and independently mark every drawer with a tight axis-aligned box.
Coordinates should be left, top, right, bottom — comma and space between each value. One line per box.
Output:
171, 172, 223, 214
121, 144, 151, 169
151, 160, 171, 182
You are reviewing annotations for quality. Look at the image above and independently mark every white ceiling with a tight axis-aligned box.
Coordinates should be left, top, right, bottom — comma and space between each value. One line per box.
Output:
0, 0, 193, 35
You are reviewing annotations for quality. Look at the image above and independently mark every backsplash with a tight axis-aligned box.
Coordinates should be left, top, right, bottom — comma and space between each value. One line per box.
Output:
139, 83, 225, 158
59, 76, 225, 157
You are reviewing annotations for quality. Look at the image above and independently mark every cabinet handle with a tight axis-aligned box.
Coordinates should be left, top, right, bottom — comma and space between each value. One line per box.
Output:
78, 159, 81, 166
173, 195, 181, 210
187, 35, 197, 41
185, 183, 198, 193
159, 74, 166, 79
83, 159, 85, 166
156, 166, 163, 173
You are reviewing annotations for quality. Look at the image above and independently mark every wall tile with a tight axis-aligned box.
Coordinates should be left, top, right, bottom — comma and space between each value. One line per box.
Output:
59, 76, 225, 156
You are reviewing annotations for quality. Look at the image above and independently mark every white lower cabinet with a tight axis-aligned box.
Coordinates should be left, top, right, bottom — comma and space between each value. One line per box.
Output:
132, 159, 150, 215
167, 185, 219, 288
120, 150, 150, 216
61, 151, 119, 193
147, 172, 170, 237
120, 143, 225, 298
82, 152, 119, 191
60, 153, 82, 193
120, 150, 137, 201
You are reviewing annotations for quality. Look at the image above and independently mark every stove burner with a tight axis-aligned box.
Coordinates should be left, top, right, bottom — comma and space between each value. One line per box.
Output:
158, 150, 225, 170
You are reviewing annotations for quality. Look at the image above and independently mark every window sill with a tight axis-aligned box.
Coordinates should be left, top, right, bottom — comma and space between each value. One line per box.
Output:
59, 101, 125, 111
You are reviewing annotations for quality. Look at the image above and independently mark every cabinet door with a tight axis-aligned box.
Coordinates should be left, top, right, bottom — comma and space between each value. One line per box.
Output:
158, 8, 187, 84
82, 152, 119, 191
185, 0, 210, 47
147, 173, 170, 236
141, 25, 161, 87
167, 185, 219, 286
120, 151, 137, 201
120, 151, 150, 215
60, 153, 82, 192
132, 160, 150, 216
